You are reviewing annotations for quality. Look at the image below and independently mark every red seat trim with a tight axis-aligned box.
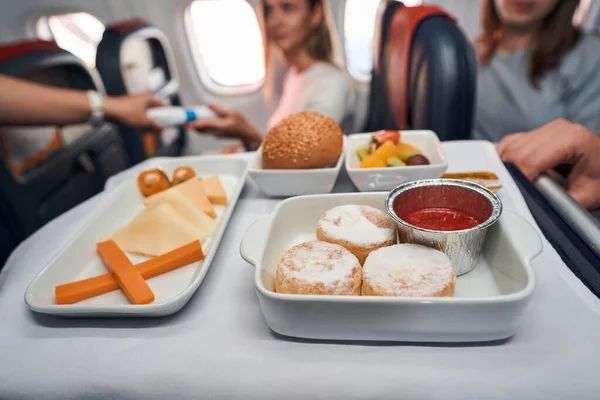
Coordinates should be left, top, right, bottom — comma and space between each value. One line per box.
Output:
385, 4, 454, 129
108, 18, 149, 35
0, 40, 59, 63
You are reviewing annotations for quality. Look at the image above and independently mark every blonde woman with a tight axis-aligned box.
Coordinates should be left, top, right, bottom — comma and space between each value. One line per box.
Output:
189, 0, 356, 150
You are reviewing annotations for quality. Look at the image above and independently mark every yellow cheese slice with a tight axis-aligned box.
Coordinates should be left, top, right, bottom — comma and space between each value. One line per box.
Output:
104, 203, 200, 257
173, 178, 217, 218
199, 176, 228, 205
143, 189, 218, 238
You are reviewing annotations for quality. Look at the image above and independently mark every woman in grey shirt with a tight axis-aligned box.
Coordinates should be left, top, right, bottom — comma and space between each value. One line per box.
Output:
473, 0, 600, 142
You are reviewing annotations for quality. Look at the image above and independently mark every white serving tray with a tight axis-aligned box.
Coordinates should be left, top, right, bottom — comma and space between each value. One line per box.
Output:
104, 153, 256, 191
25, 156, 248, 317
240, 192, 543, 343
345, 131, 448, 191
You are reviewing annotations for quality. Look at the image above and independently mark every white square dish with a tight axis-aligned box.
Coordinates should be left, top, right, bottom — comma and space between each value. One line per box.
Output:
345, 130, 448, 191
240, 192, 543, 343
247, 138, 345, 197
25, 156, 248, 317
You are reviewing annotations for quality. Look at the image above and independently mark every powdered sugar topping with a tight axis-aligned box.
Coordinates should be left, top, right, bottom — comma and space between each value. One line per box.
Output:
363, 244, 455, 296
279, 241, 360, 288
318, 205, 395, 246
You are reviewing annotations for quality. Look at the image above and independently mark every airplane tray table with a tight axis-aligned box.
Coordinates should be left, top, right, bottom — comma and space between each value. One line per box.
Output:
2, 141, 600, 400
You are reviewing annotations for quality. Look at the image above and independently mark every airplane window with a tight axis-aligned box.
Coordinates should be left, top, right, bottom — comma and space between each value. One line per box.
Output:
344, 0, 422, 82
187, 0, 265, 92
35, 13, 105, 68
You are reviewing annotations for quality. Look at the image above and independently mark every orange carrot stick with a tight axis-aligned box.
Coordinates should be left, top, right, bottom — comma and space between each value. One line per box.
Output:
96, 240, 155, 304
55, 241, 204, 305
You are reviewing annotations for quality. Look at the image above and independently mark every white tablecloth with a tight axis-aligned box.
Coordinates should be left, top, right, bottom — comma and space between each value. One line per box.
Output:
2, 141, 600, 400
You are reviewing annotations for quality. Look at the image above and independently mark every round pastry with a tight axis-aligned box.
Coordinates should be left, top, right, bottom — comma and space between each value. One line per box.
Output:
275, 241, 362, 295
172, 166, 196, 185
316, 205, 396, 264
362, 244, 455, 297
137, 169, 171, 197
262, 111, 343, 169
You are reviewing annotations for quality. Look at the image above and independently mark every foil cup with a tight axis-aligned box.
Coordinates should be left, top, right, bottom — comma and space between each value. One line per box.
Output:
385, 179, 503, 276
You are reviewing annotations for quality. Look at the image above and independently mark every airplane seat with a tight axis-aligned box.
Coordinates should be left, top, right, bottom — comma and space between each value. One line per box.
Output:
408, 11, 477, 141
365, 2, 477, 141
0, 40, 128, 251
0, 194, 18, 267
96, 18, 186, 165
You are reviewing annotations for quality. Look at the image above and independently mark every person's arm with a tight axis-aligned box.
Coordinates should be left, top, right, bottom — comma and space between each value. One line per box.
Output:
185, 104, 262, 150
497, 119, 600, 210
0, 75, 164, 130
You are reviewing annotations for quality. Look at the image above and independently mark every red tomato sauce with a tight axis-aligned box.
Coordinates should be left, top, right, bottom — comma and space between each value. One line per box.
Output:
398, 207, 483, 231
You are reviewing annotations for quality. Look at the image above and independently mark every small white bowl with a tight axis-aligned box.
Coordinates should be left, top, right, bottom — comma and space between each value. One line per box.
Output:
345, 130, 448, 192
248, 138, 345, 197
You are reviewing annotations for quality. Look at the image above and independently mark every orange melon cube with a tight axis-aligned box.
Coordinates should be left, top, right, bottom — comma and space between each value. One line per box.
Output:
360, 154, 386, 168
396, 142, 424, 162
373, 140, 397, 163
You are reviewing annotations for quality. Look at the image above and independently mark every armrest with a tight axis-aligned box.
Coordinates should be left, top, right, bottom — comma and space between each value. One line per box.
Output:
534, 175, 600, 254
505, 163, 600, 298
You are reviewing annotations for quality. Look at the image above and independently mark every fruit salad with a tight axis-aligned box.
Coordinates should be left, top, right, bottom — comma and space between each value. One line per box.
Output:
357, 131, 430, 169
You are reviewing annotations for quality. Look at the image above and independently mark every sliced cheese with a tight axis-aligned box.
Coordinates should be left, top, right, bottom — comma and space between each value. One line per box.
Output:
199, 176, 228, 205
105, 203, 200, 257
143, 189, 218, 239
145, 181, 216, 219
174, 178, 217, 218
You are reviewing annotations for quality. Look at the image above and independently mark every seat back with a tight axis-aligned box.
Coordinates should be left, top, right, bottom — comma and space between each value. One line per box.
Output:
0, 194, 18, 268
0, 40, 128, 244
96, 18, 185, 165
408, 14, 476, 141
365, 2, 476, 141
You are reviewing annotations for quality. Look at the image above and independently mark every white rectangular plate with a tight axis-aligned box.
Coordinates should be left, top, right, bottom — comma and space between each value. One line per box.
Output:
240, 192, 543, 342
25, 156, 248, 317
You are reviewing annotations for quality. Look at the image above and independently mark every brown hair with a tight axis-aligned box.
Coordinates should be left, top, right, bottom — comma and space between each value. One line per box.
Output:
257, 0, 343, 103
478, 0, 581, 87
294, 0, 332, 64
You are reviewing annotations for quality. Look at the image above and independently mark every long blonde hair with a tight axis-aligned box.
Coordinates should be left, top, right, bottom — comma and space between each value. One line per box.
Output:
257, 0, 344, 104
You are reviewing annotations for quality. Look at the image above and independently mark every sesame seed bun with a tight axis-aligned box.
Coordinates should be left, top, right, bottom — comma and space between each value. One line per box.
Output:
262, 112, 343, 169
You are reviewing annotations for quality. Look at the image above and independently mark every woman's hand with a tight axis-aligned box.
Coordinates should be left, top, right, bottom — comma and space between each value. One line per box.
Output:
497, 119, 600, 210
104, 92, 165, 131
186, 104, 262, 149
